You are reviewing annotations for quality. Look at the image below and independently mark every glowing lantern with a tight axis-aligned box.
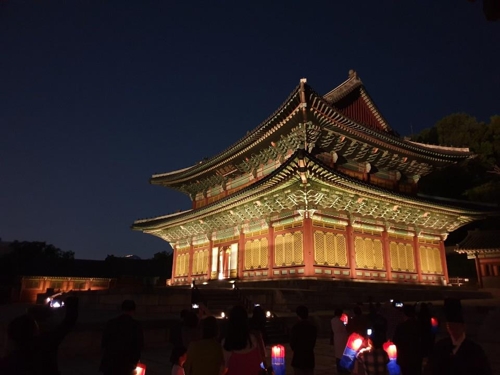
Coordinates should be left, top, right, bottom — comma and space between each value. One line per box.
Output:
340, 313, 349, 325
134, 362, 146, 375
431, 317, 439, 334
383, 341, 400, 375
383, 341, 397, 360
271, 344, 285, 375
339, 333, 364, 370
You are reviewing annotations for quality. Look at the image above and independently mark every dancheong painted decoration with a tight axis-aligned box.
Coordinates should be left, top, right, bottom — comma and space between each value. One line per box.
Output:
132, 70, 494, 286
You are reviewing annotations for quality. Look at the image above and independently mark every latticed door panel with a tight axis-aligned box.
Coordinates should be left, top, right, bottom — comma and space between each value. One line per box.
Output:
275, 235, 284, 266
355, 237, 367, 268
397, 243, 406, 270
284, 233, 293, 265
244, 241, 252, 270
335, 234, 348, 267
420, 246, 432, 273
390, 242, 399, 270
203, 250, 207, 274
314, 231, 326, 264
175, 254, 181, 276
355, 236, 384, 270
373, 239, 384, 269
193, 252, 199, 274
293, 232, 303, 265
275, 232, 303, 266
325, 233, 335, 265
433, 247, 443, 274
260, 238, 269, 268
405, 244, 415, 272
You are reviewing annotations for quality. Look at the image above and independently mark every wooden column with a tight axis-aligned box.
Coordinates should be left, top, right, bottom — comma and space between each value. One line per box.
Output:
439, 240, 449, 285
347, 223, 356, 279
268, 224, 274, 279
413, 235, 423, 283
475, 256, 483, 288
382, 229, 392, 282
207, 238, 213, 280
188, 242, 194, 284
303, 216, 315, 276
238, 231, 245, 280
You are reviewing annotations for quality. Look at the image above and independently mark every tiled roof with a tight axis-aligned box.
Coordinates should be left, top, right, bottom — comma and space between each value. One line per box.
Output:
457, 230, 500, 251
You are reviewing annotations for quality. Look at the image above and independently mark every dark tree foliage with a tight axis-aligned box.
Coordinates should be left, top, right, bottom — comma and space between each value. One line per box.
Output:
0, 241, 74, 280
412, 114, 500, 204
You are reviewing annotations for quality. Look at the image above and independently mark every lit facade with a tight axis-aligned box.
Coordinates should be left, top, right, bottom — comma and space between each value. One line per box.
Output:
133, 71, 488, 286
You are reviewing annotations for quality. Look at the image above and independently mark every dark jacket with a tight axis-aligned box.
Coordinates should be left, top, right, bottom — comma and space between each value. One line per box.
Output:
100, 314, 144, 374
393, 317, 422, 368
426, 337, 491, 375
0, 298, 78, 375
290, 319, 317, 370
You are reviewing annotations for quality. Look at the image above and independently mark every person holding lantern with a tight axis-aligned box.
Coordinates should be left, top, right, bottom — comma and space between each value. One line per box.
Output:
331, 308, 349, 374
355, 333, 390, 375
425, 298, 491, 375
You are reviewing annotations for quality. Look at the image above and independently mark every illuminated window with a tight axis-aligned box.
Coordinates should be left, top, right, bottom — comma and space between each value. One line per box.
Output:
274, 231, 303, 266
390, 242, 415, 272
73, 281, 86, 290
355, 236, 384, 270
50, 281, 63, 289
314, 231, 348, 267
244, 238, 268, 270
420, 246, 443, 274
25, 280, 41, 289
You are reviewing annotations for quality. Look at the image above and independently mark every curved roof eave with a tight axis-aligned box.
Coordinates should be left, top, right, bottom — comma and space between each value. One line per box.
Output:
150, 84, 302, 185
133, 151, 490, 232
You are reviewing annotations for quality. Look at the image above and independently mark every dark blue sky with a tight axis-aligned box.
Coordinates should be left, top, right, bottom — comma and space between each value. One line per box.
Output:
1, 1, 499, 259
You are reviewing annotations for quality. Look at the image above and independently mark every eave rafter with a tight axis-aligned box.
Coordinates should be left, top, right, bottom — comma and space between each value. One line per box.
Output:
136, 152, 486, 244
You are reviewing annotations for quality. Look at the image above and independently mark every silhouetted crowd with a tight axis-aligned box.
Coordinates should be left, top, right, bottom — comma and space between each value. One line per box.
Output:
0, 295, 493, 375
330, 298, 492, 375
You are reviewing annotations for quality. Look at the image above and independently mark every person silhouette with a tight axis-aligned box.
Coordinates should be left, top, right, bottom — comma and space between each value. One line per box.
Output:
99, 300, 144, 375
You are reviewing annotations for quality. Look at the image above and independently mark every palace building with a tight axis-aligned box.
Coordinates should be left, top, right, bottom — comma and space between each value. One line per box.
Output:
133, 71, 489, 286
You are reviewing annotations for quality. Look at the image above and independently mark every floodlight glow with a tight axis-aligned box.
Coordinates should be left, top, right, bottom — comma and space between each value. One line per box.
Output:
221, 312, 225, 318
266, 311, 271, 318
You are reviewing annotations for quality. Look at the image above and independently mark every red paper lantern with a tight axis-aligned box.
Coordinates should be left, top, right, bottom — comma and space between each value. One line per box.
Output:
271, 345, 285, 375
430, 317, 438, 327
383, 341, 397, 361
340, 313, 349, 325
346, 332, 364, 351
272, 344, 285, 359
135, 362, 146, 375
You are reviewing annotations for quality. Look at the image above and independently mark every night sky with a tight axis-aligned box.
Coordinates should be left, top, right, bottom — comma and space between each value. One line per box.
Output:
1, 1, 499, 260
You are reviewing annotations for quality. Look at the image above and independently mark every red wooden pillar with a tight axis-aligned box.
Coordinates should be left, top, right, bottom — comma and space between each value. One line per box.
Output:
382, 230, 392, 281
413, 235, 423, 283
346, 224, 356, 279
439, 240, 449, 285
475, 256, 483, 288
303, 216, 314, 276
268, 224, 274, 279
238, 231, 245, 280
188, 242, 194, 284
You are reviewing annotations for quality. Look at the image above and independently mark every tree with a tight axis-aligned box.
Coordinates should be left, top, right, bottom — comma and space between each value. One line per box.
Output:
152, 251, 172, 261
412, 113, 500, 204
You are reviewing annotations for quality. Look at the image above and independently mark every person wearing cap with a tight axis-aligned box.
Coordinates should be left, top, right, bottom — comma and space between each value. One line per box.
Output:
425, 298, 491, 375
